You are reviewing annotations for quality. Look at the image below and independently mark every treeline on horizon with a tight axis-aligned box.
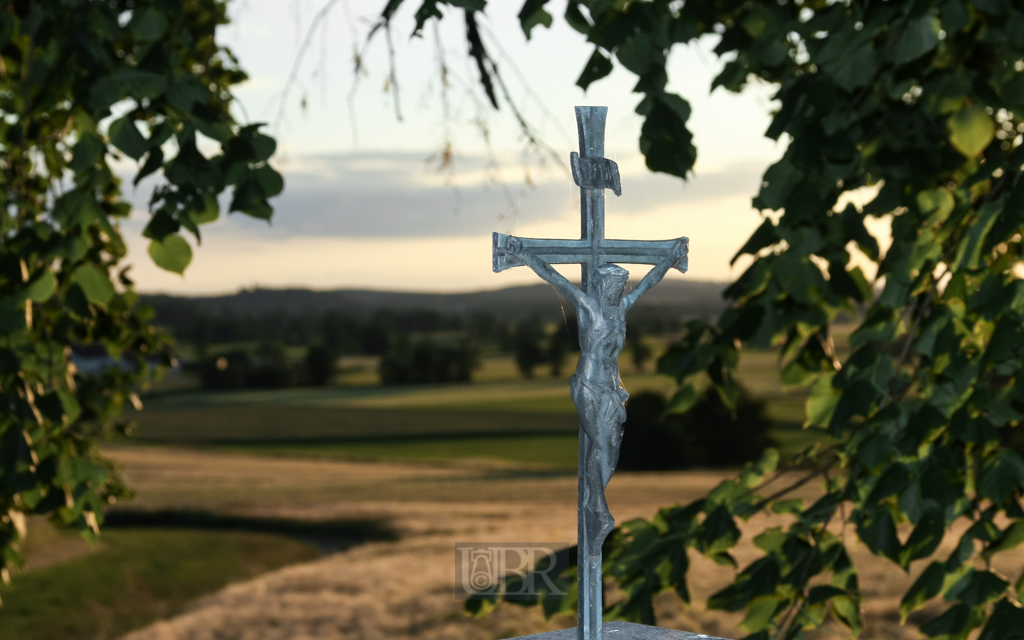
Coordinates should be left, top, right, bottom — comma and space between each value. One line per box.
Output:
143, 292, 781, 469
145, 295, 690, 389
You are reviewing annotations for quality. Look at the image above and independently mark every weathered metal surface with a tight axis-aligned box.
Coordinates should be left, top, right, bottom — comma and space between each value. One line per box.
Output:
491, 106, 689, 640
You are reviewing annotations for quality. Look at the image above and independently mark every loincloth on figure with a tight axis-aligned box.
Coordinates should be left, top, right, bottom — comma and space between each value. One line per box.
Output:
570, 374, 628, 445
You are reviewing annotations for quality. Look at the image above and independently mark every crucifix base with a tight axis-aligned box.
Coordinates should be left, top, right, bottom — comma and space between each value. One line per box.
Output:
501, 621, 731, 640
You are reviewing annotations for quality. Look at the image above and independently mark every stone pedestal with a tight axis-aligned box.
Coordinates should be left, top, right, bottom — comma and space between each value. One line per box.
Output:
503, 621, 729, 640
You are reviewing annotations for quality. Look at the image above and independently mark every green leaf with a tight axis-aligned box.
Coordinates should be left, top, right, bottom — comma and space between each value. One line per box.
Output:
978, 449, 1024, 505
731, 218, 779, 265
920, 602, 971, 638
250, 131, 277, 163
109, 116, 149, 161
831, 594, 862, 636
148, 235, 193, 274
89, 69, 168, 110
781, 358, 817, 387
129, 6, 169, 41
190, 193, 220, 226
167, 75, 210, 112
755, 161, 802, 211
978, 599, 1024, 640
917, 188, 955, 222
808, 585, 848, 605
194, 117, 232, 144
577, 48, 613, 91
986, 521, 1024, 557
858, 508, 901, 563
616, 31, 662, 76
823, 40, 878, 92
21, 270, 56, 303
518, 0, 552, 39
638, 95, 696, 179
893, 16, 941, 64
134, 147, 164, 186
948, 106, 995, 158
805, 372, 840, 428
948, 569, 1009, 607
900, 510, 945, 568
940, 0, 972, 33
952, 200, 1001, 271
740, 595, 785, 632
68, 132, 104, 174
0, 297, 26, 335
255, 165, 284, 197
70, 264, 115, 306
666, 384, 698, 414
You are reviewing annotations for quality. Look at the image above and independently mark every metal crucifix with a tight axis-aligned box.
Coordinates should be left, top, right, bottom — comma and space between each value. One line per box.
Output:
493, 106, 688, 640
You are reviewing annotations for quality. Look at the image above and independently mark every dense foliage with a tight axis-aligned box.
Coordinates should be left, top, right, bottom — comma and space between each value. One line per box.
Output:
618, 388, 775, 471
0, 0, 280, 583
377, 0, 1024, 638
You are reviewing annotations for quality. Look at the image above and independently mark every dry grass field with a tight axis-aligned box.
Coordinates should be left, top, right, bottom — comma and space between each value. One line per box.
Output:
73, 446, 1019, 640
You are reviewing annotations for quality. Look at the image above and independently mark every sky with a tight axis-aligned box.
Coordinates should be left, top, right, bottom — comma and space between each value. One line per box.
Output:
122, 0, 790, 295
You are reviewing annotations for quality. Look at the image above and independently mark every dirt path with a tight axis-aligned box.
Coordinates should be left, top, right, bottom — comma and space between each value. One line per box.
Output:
107, 448, 1020, 640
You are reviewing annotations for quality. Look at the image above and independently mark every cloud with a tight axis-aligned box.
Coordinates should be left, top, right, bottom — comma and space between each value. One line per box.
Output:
119, 150, 771, 294
145, 151, 765, 240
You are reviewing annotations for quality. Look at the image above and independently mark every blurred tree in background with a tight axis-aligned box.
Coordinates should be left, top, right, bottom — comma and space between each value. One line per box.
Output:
361, 0, 1024, 638
625, 324, 653, 373
514, 316, 547, 378
0, 1, 281, 584
619, 387, 775, 471
379, 338, 477, 384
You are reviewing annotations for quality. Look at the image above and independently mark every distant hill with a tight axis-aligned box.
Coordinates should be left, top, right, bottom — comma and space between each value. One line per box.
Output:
141, 280, 729, 321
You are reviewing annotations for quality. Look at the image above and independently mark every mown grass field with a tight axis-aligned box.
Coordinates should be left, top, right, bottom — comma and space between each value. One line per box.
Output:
128, 346, 822, 468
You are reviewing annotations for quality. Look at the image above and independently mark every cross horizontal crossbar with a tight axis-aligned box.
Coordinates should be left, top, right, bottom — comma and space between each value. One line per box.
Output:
492, 233, 688, 273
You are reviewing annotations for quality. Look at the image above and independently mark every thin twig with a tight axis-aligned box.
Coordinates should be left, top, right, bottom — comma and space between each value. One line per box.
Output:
476, 29, 563, 172
384, 21, 402, 122
771, 477, 843, 640
477, 21, 573, 165
882, 286, 934, 408
749, 457, 836, 513
273, 0, 343, 135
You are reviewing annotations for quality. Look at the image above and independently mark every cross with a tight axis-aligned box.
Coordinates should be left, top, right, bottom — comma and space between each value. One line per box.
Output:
493, 107, 687, 291
492, 106, 688, 640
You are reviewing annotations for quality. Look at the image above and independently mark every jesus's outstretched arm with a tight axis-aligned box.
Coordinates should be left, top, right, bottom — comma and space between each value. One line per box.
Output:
622, 238, 687, 309
504, 237, 588, 309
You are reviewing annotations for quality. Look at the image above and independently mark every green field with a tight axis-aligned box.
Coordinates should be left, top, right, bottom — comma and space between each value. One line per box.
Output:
1, 527, 318, 640
130, 346, 815, 466
125, 350, 823, 469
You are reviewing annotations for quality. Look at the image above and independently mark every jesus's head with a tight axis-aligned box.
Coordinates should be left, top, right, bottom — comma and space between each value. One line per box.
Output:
596, 264, 629, 307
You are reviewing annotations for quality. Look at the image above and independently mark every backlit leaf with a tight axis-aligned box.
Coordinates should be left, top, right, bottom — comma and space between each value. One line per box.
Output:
948, 106, 995, 158
70, 264, 115, 306
148, 235, 193, 275
21, 271, 56, 303
805, 372, 840, 428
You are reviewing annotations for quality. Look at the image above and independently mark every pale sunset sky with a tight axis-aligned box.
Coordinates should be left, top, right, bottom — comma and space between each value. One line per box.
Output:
123, 0, 790, 295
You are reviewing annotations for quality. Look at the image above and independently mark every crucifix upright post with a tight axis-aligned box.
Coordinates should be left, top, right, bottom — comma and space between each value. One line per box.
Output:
576, 106, 612, 640
493, 106, 688, 640
577, 106, 608, 299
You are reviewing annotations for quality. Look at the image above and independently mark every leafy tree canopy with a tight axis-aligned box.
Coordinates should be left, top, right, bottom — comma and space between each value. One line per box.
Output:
373, 0, 1024, 638
0, 0, 280, 585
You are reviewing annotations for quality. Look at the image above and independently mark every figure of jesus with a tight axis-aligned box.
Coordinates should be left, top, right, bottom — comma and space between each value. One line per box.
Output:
502, 236, 687, 549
